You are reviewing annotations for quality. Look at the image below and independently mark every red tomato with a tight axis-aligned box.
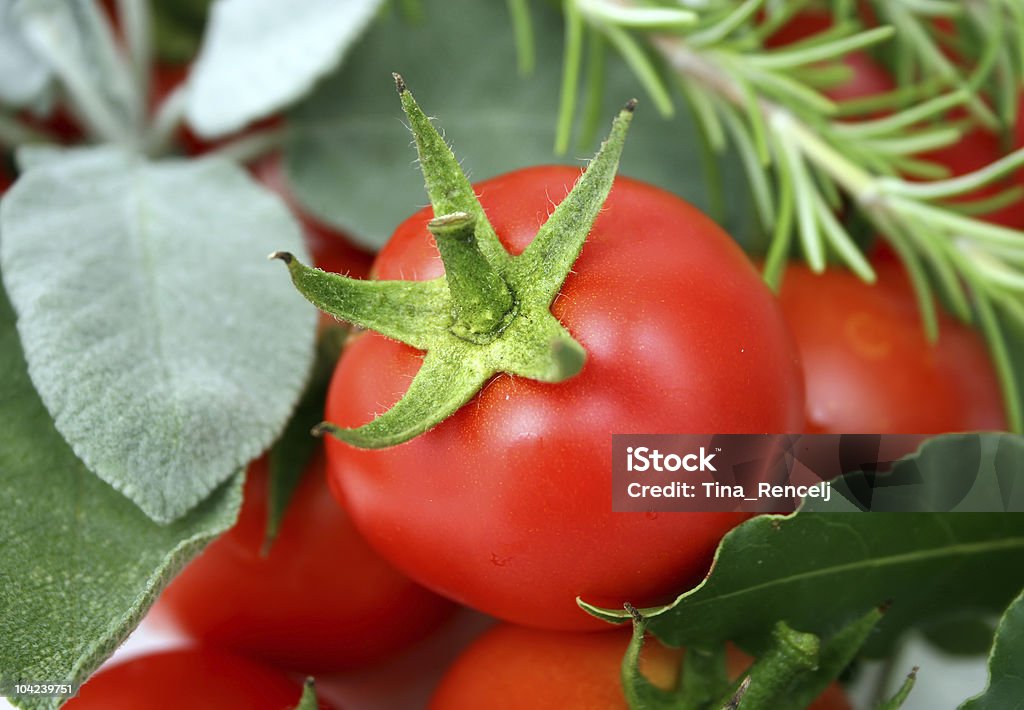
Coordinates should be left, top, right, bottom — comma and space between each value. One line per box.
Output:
324, 166, 805, 630
429, 624, 850, 710
159, 449, 455, 672
251, 155, 375, 279
64, 648, 333, 710
777, 254, 1007, 434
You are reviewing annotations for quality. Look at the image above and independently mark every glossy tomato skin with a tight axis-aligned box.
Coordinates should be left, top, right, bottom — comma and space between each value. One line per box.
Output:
159, 450, 455, 672
778, 254, 1007, 434
429, 624, 850, 710
64, 649, 333, 710
325, 166, 805, 630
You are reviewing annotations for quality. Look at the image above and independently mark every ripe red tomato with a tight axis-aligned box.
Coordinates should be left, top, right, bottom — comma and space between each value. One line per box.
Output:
777, 253, 1007, 434
324, 166, 805, 630
251, 155, 374, 279
64, 648, 334, 710
158, 449, 455, 672
429, 623, 850, 710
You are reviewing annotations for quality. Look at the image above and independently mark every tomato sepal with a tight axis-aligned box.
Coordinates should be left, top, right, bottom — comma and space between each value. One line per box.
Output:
273, 77, 637, 449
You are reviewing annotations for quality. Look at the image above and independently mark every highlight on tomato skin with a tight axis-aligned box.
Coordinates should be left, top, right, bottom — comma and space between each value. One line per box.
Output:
62, 648, 336, 710
428, 623, 851, 710
323, 165, 805, 632
157, 449, 456, 673
777, 251, 1008, 436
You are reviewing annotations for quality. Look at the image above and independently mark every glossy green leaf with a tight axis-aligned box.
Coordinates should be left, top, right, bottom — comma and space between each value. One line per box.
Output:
921, 615, 997, 657
0, 288, 243, 710
583, 511, 1024, 657
285, 0, 759, 251
961, 589, 1024, 709
186, 0, 386, 137
0, 147, 316, 522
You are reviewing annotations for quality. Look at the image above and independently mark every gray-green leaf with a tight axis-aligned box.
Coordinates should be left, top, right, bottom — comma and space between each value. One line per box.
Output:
961, 589, 1024, 709
285, 0, 759, 251
0, 147, 316, 522
15, 0, 138, 141
186, 0, 386, 138
0, 287, 243, 710
0, 0, 52, 108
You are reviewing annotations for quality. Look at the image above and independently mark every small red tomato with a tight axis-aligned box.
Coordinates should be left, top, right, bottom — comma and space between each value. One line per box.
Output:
64, 648, 333, 710
159, 449, 455, 672
429, 624, 851, 710
251, 155, 374, 279
325, 166, 805, 631
778, 254, 1007, 434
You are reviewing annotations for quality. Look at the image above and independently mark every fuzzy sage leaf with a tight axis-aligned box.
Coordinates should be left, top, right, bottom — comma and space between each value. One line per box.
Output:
186, 0, 385, 138
0, 147, 316, 522
0, 288, 243, 710
275, 78, 635, 449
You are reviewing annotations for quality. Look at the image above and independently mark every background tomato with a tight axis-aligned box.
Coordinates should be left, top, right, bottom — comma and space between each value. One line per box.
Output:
158, 449, 455, 672
64, 648, 332, 710
429, 623, 850, 710
324, 166, 804, 631
777, 253, 1007, 434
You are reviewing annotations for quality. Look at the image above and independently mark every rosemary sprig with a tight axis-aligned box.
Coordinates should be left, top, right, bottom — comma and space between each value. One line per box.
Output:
556, 0, 1024, 433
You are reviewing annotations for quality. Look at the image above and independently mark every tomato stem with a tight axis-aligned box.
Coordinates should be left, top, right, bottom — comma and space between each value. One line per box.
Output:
428, 212, 516, 344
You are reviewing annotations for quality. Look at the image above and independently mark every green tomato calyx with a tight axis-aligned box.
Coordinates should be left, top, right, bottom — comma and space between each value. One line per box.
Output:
273, 75, 635, 449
